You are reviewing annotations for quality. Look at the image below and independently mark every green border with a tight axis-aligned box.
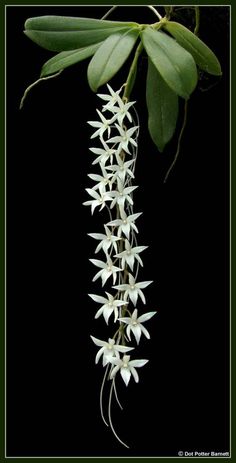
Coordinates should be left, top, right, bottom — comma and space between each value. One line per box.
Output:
1, 1, 234, 463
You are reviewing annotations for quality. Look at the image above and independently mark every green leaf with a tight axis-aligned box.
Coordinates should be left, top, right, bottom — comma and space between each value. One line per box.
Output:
41, 42, 103, 77
142, 27, 198, 99
24, 26, 132, 52
87, 29, 140, 92
146, 58, 178, 152
24, 15, 138, 52
25, 15, 138, 31
163, 21, 222, 76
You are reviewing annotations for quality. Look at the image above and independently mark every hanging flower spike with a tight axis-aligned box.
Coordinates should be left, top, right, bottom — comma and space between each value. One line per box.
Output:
118, 308, 157, 344
84, 84, 155, 448
110, 355, 149, 386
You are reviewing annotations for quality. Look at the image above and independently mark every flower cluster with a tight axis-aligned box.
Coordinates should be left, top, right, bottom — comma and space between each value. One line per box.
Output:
83, 84, 156, 447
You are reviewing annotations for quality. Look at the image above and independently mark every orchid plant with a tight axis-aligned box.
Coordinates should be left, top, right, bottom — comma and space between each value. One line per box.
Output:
21, 5, 222, 449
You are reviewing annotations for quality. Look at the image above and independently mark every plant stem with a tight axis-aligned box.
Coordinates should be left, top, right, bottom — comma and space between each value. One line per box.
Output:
147, 5, 163, 20
123, 41, 143, 102
101, 6, 118, 20
194, 6, 200, 36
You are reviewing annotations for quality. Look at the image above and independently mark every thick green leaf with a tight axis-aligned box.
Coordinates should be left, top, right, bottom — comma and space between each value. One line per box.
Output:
87, 29, 140, 92
146, 58, 178, 152
24, 26, 132, 52
25, 15, 138, 31
41, 42, 103, 77
142, 27, 198, 99
164, 21, 222, 76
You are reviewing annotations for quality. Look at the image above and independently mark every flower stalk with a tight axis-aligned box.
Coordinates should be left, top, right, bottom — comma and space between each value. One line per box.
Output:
83, 83, 157, 447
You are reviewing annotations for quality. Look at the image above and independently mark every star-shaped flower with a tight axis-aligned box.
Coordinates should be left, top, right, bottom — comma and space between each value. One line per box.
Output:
110, 354, 149, 386
83, 189, 112, 214
88, 224, 121, 254
118, 308, 157, 344
97, 84, 123, 113
107, 210, 142, 239
113, 273, 153, 305
114, 239, 148, 271
90, 336, 134, 366
90, 256, 122, 286
87, 110, 116, 139
110, 99, 136, 126
107, 124, 139, 155
88, 292, 127, 324
89, 140, 116, 166
106, 158, 135, 183
88, 165, 113, 194
109, 178, 138, 210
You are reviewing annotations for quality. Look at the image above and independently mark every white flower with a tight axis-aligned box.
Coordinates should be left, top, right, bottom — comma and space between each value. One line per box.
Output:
88, 166, 113, 194
87, 109, 116, 139
106, 158, 135, 183
107, 124, 139, 155
88, 292, 127, 324
107, 210, 142, 239
118, 308, 157, 344
110, 99, 136, 125
115, 239, 148, 271
97, 84, 123, 113
91, 336, 134, 367
110, 178, 138, 210
90, 256, 122, 286
88, 225, 121, 254
83, 188, 112, 214
110, 354, 149, 386
113, 273, 153, 305
89, 141, 116, 166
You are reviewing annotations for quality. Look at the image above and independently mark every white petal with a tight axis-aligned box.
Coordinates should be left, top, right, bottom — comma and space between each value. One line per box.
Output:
137, 288, 146, 304
115, 345, 134, 353
120, 367, 131, 386
136, 280, 153, 289
110, 365, 120, 379
92, 269, 103, 282
129, 359, 149, 368
138, 311, 157, 323
94, 307, 104, 319
90, 335, 106, 347
118, 317, 131, 324
88, 233, 106, 241
130, 366, 139, 383
129, 289, 138, 306
140, 324, 151, 339
126, 324, 131, 341
89, 259, 106, 269
95, 347, 105, 364
88, 294, 107, 304
131, 325, 142, 344
103, 306, 113, 324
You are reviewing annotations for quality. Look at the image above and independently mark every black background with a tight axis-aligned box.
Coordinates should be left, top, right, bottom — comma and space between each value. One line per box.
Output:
6, 5, 230, 457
